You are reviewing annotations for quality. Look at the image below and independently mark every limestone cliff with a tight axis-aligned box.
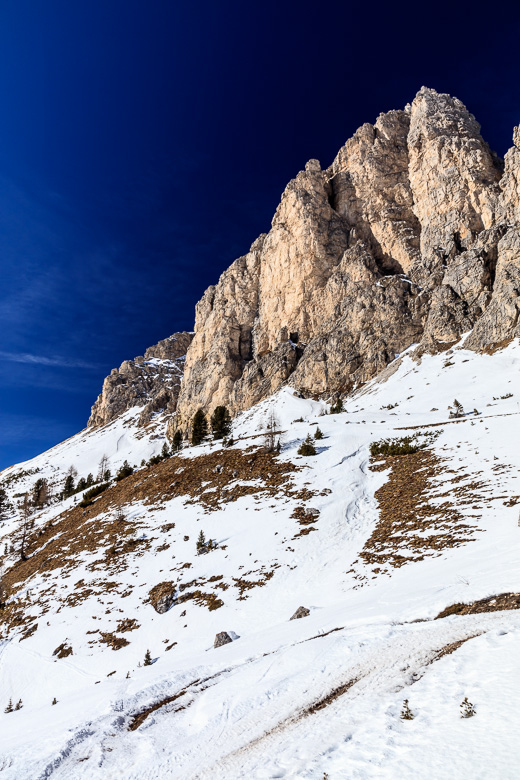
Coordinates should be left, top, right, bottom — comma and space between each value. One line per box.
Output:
89, 87, 520, 435
88, 332, 193, 428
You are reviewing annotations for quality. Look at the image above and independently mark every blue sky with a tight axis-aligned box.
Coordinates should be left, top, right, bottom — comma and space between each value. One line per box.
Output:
1, 0, 519, 468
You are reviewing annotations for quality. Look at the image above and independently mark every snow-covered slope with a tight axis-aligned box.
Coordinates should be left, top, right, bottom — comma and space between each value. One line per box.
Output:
1, 340, 520, 779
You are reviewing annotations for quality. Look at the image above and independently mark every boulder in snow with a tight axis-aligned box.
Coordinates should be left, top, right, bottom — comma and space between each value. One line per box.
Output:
214, 631, 233, 648
290, 606, 310, 620
148, 582, 176, 614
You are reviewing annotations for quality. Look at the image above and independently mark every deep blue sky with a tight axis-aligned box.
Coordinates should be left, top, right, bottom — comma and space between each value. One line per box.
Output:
1, 0, 519, 468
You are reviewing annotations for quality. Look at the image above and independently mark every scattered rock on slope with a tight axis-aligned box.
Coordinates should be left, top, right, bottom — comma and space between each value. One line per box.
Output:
214, 631, 233, 648
290, 606, 310, 620
148, 582, 177, 614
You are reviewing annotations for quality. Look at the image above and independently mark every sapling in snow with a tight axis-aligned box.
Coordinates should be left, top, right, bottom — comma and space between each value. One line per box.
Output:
460, 696, 476, 718
400, 699, 414, 720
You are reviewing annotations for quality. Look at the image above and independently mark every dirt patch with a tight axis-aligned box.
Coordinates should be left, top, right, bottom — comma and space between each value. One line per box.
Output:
481, 338, 513, 355
99, 631, 130, 650
361, 450, 477, 569
430, 635, 479, 661
436, 592, 520, 619
116, 618, 139, 633
302, 677, 359, 715
233, 571, 274, 599
129, 688, 189, 731
53, 641, 73, 658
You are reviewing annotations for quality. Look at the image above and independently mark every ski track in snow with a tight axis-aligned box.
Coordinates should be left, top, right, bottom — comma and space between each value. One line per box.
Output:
1, 342, 520, 778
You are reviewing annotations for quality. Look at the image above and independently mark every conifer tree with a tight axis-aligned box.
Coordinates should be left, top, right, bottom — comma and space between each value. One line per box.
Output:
15, 699, 22, 710
116, 460, 133, 481
4, 698, 13, 713
210, 406, 231, 440
172, 430, 183, 451
298, 434, 316, 456
143, 649, 153, 666
400, 699, 414, 720
460, 696, 476, 718
191, 409, 208, 445
18, 494, 31, 561
52, 697, 57, 705
314, 427, 324, 440
330, 398, 344, 414
63, 474, 75, 498
196, 529, 206, 553
0, 488, 10, 521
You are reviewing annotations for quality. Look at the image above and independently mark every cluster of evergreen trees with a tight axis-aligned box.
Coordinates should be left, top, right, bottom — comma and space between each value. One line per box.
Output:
190, 406, 232, 446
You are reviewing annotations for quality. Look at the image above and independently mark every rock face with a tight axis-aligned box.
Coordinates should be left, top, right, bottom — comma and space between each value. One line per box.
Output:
290, 606, 310, 620
171, 87, 519, 433
214, 631, 233, 648
88, 332, 193, 428
90, 87, 520, 434
148, 582, 177, 614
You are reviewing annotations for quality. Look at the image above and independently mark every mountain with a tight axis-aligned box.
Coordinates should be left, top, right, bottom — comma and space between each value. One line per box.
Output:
1, 88, 520, 778
87, 88, 520, 444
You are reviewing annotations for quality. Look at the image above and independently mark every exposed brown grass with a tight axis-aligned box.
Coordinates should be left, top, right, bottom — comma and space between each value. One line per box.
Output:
436, 592, 520, 619
362, 450, 477, 569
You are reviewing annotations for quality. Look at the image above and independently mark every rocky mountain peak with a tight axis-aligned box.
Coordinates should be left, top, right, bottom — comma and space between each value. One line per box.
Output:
89, 88, 520, 439
88, 331, 193, 428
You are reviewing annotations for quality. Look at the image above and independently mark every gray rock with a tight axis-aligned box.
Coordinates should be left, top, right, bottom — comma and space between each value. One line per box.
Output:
88, 332, 194, 428
290, 606, 310, 620
214, 631, 233, 648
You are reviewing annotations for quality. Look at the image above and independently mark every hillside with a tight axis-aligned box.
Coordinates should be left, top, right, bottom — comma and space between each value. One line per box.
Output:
1, 338, 519, 778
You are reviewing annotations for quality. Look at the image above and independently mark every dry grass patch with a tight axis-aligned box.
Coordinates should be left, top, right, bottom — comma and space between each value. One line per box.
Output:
436, 592, 520, 619
362, 450, 478, 569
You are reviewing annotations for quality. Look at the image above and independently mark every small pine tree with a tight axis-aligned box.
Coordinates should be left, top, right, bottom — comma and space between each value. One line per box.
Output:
460, 696, 476, 718
0, 487, 10, 521
143, 649, 152, 666
15, 699, 22, 710
400, 699, 414, 720
453, 399, 464, 417
52, 697, 57, 705
103, 469, 111, 481
4, 698, 13, 713
330, 398, 344, 414
161, 442, 170, 459
76, 477, 87, 492
63, 473, 75, 498
116, 460, 133, 481
314, 427, 324, 440
86, 473, 94, 487
298, 434, 316, 456
172, 430, 183, 451
210, 406, 232, 440
126, 671, 130, 679
191, 409, 208, 445
196, 530, 206, 553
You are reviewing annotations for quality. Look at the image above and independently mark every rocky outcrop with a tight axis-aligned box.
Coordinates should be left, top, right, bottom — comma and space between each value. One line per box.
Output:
148, 582, 177, 614
88, 332, 193, 428
90, 88, 520, 434
170, 87, 520, 432
214, 631, 233, 648
290, 606, 310, 620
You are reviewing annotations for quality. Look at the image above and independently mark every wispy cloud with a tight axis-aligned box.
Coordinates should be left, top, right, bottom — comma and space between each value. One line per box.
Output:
0, 351, 99, 369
